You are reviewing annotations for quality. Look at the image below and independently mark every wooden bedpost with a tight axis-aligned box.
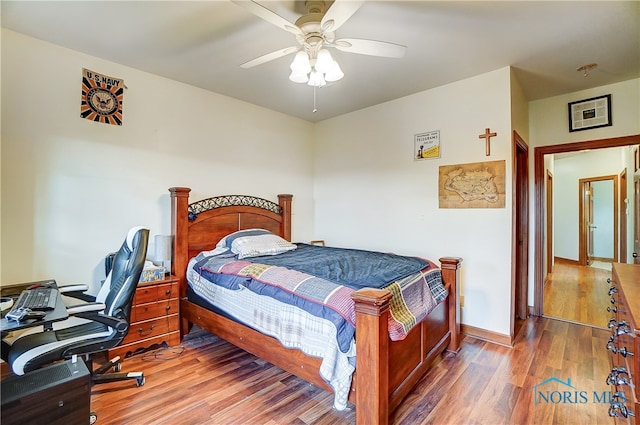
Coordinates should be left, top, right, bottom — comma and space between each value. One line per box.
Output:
170, 187, 191, 337
278, 194, 293, 241
351, 288, 394, 425
439, 257, 462, 352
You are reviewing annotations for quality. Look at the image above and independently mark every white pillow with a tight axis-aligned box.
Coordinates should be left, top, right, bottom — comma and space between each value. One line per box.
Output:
216, 229, 296, 259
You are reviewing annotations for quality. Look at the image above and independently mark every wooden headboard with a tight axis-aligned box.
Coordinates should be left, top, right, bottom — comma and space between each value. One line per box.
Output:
169, 187, 292, 298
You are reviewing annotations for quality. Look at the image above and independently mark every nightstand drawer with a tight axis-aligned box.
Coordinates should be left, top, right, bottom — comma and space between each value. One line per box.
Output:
123, 315, 179, 345
134, 282, 177, 304
131, 299, 179, 322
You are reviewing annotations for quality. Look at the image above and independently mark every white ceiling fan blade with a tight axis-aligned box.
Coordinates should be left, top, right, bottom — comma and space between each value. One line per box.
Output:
321, 0, 365, 32
232, 0, 303, 37
240, 46, 299, 68
333, 38, 407, 58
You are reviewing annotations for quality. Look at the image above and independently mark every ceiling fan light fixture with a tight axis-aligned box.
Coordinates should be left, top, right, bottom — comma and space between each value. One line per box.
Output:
289, 71, 310, 83
314, 48, 334, 73
324, 62, 344, 82
308, 69, 327, 87
290, 51, 312, 74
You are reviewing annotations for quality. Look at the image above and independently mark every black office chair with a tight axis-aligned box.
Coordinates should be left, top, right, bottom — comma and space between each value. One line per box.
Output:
4, 226, 149, 388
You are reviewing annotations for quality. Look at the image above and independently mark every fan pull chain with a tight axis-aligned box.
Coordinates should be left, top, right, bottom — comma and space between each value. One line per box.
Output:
313, 86, 317, 113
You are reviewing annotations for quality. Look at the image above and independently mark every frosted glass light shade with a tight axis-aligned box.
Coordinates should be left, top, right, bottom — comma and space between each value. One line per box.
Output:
314, 49, 334, 73
289, 71, 309, 83
290, 51, 311, 74
308, 70, 326, 87
325, 62, 344, 82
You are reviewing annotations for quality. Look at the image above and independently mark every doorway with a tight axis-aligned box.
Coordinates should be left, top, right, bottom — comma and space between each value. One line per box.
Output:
511, 131, 528, 340
533, 135, 640, 317
578, 175, 618, 266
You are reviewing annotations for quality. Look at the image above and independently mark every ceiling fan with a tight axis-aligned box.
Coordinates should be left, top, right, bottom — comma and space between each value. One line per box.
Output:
233, 0, 407, 86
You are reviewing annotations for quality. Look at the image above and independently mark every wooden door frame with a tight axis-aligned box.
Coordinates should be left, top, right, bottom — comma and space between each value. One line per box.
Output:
620, 169, 627, 263
511, 130, 529, 340
546, 170, 553, 278
533, 134, 640, 316
578, 175, 618, 265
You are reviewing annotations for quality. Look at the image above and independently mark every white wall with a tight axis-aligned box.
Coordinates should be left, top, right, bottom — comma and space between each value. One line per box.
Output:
530, 79, 640, 147
314, 68, 514, 335
1, 29, 315, 293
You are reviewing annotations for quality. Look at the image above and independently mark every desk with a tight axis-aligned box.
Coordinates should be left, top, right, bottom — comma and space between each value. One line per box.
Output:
1, 281, 68, 335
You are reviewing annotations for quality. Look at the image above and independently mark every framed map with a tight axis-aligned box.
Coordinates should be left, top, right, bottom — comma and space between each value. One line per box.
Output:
439, 160, 506, 208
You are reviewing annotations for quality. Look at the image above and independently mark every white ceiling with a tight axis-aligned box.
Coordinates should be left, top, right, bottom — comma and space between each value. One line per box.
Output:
2, 1, 639, 123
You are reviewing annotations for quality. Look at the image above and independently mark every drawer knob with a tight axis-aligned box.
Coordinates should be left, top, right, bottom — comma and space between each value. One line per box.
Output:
165, 289, 171, 295
607, 306, 618, 313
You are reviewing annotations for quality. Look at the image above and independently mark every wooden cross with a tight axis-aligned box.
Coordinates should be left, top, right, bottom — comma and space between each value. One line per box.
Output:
479, 128, 497, 156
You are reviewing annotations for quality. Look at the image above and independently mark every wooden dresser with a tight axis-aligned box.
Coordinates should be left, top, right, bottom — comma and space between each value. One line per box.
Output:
108, 275, 180, 359
607, 263, 639, 423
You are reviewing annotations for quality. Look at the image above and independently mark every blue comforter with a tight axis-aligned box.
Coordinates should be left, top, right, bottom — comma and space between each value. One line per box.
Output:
248, 243, 429, 289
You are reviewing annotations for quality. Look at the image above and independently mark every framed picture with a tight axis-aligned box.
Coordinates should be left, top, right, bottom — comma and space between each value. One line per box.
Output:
414, 130, 440, 160
568, 94, 612, 132
438, 160, 506, 209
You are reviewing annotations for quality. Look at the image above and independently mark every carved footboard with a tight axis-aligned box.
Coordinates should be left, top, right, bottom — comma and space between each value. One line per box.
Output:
351, 257, 461, 425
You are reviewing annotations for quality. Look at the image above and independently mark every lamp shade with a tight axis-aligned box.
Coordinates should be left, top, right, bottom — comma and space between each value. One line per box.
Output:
155, 235, 172, 263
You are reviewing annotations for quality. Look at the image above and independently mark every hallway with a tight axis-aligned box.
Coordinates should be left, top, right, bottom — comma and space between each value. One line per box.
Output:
543, 259, 612, 329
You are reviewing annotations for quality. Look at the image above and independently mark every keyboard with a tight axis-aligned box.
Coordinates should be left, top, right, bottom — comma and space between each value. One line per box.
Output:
13, 287, 57, 311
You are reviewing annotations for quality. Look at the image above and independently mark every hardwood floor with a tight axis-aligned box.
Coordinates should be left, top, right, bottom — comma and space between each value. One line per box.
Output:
88, 317, 613, 424
543, 259, 612, 329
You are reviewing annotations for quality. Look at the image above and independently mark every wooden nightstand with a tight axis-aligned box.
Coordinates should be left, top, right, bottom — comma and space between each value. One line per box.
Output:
108, 275, 180, 359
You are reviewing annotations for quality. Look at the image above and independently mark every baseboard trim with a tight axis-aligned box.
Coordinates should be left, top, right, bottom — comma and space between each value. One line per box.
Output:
554, 256, 580, 265
461, 324, 513, 347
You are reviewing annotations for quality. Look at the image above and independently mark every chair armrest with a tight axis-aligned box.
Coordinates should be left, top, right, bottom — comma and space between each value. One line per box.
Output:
66, 302, 105, 315
58, 284, 89, 293
74, 312, 129, 333
58, 284, 96, 303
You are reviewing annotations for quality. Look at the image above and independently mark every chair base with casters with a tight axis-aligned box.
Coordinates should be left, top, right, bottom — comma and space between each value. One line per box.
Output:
89, 353, 145, 387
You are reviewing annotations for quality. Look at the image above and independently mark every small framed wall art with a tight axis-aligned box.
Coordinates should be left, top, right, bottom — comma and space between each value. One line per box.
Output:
568, 94, 612, 132
414, 130, 440, 160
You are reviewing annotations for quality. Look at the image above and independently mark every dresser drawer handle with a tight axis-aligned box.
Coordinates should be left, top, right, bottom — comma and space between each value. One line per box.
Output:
617, 326, 632, 336
608, 286, 618, 295
137, 324, 156, 336
607, 306, 618, 313
607, 368, 630, 386
608, 402, 635, 419
618, 346, 633, 357
610, 297, 616, 304
165, 289, 171, 295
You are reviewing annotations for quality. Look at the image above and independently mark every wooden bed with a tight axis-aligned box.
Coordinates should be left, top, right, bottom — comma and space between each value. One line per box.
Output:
169, 187, 462, 425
